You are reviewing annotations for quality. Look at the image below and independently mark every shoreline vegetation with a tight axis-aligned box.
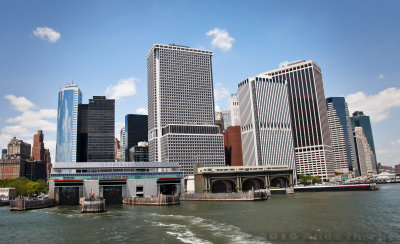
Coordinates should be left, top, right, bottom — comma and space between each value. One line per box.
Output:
0, 177, 48, 196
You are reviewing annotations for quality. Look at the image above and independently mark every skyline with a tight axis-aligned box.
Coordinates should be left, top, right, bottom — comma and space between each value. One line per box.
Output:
1, 1, 399, 165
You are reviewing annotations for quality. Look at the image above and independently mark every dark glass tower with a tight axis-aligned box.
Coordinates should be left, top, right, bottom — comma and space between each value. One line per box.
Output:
125, 114, 148, 161
87, 96, 115, 162
77, 104, 88, 162
351, 111, 377, 163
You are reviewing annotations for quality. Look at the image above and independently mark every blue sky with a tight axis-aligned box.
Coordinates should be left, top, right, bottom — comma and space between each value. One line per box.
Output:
0, 0, 399, 165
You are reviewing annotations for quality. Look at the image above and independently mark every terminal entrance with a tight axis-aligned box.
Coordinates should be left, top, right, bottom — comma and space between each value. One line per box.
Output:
102, 186, 122, 204
59, 187, 80, 205
157, 178, 182, 195
242, 178, 264, 192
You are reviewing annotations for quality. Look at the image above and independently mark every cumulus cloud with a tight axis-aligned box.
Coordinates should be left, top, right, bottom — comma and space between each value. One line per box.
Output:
136, 107, 148, 115
33, 27, 61, 43
214, 83, 231, 101
105, 77, 137, 100
378, 74, 384, 79
345, 87, 400, 123
206, 28, 235, 51
0, 95, 57, 149
5, 94, 35, 112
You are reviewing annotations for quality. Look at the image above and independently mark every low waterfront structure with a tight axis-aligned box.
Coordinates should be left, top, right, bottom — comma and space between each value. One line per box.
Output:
49, 162, 184, 205
194, 164, 294, 193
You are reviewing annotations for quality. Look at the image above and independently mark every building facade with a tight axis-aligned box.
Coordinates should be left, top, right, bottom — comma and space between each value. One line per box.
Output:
49, 162, 184, 204
326, 97, 359, 175
1, 149, 7, 160
31, 130, 52, 180
238, 75, 296, 173
261, 61, 334, 180
129, 142, 149, 162
76, 104, 88, 162
222, 126, 243, 166
87, 96, 115, 162
351, 111, 377, 164
354, 127, 377, 176
230, 94, 241, 126
119, 127, 126, 162
56, 84, 82, 162
7, 137, 31, 159
146, 44, 225, 175
125, 114, 148, 161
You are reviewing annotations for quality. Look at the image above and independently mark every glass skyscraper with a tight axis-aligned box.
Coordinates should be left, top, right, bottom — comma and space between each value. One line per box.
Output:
56, 84, 82, 162
326, 97, 359, 175
351, 111, 377, 165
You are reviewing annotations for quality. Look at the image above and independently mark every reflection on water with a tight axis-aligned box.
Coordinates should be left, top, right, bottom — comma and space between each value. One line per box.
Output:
1, 184, 399, 243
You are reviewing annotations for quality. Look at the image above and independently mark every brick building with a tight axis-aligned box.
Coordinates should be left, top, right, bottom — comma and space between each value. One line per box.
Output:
222, 126, 243, 166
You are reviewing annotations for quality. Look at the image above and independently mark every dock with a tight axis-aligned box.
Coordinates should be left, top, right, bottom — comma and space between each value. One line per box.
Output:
180, 189, 270, 201
293, 183, 378, 192
123, 194, 180, 206
10, 197, 57, 211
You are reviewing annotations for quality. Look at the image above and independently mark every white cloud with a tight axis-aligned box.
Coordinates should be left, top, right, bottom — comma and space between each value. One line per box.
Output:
214, 83, 231, 101
378, 73, 384, 79
345, 87, 400, 123
377, 147, 400, 166
136, 107, 148, 115
33, 27, 61, 43
105, 77, 137, 100
206, 28, 235, 51
4, 94, 35, 112
0, 95, 57, 149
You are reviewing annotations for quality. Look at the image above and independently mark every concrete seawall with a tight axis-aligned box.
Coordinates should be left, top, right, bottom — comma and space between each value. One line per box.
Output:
180, 189, 270, 201
10, 198, 57, 211
124, 194, 180, 205
293, 183, 378, 192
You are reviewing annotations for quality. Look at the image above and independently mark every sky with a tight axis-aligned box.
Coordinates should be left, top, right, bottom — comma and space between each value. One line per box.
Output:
0, 0, 399, 166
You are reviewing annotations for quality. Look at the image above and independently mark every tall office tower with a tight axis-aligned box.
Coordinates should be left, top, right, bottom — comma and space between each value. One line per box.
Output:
230, 94, 241, 126
125, 114, 148, 161
354, 127, 377, 176
326, 97, 359, 175
31, 130, 45, 161
7, 137, 31, 159
76, 104, 88, 162
146, 44, 225, 175
87, 96, 115, 162
56, 84, 82, 162
114, 138, 121, 162
351, 111, 377, 163
119, 127, 126, 161
238, 75, 296, 172
261, 61, 334, 180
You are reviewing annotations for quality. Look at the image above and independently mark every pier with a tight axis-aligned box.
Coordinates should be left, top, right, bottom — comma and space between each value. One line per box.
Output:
180, 189, 270, 201
293, 183, 378, 192
10, 197, 57, 211
123, 194, 180, 206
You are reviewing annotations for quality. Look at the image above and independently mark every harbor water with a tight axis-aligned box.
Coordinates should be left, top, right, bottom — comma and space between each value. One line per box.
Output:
1, 184, 399, 243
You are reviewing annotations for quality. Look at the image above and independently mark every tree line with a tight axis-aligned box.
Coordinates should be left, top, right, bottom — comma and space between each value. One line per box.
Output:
0, 177, 48, 196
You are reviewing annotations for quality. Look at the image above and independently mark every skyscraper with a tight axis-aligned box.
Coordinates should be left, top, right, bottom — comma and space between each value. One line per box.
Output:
56, 84, 82, 162
119, 126, 126, 161
125, 114, 148, 161
146, 44, 225, 175
31, 130, 45, 161
238, 75, 296, 172
351, 111, 377, 164
230, 94, 240, 126
76, 104, 88, 162
354, 127, 377, 176
87, 96, 115, 162
262, 61, 334, 180
326, 97, 359, 175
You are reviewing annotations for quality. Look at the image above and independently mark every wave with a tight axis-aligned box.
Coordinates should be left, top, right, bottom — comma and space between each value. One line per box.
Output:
150, 214, 270, 244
